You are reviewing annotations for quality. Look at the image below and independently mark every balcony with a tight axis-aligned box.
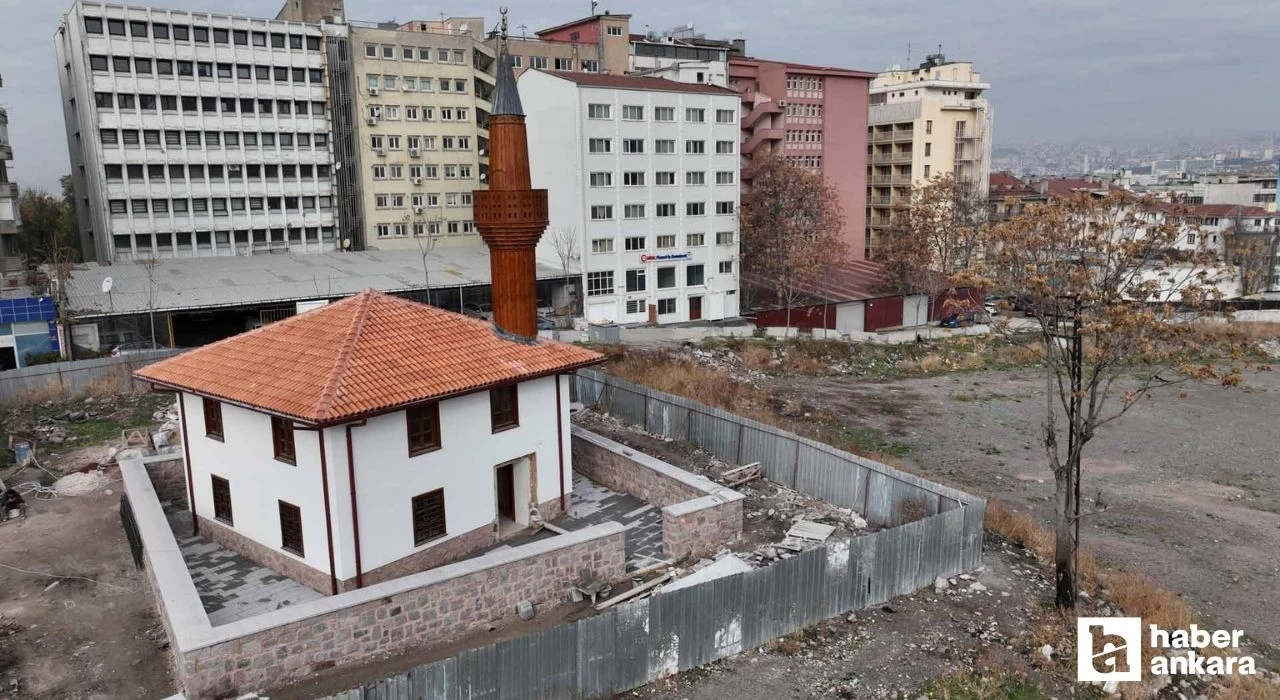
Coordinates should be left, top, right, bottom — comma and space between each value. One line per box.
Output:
870, 128, 913, 143
0, 143, 11, 161
870, 151, 894, 165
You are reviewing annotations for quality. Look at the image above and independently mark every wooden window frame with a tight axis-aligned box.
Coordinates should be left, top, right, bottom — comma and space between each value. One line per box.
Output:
411, 489, 447, 546
278, 500, 304, 556
211, 475, 233, 525
406, 402, 442, 456
271, 416, 296, 465
489, 385, 519, 433
202, 398, 224, 441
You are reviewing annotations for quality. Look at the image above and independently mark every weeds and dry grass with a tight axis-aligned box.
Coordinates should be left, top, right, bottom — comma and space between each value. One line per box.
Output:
1107, 570, 1193, 633
1212, 675, 1280, 700
737, 343, 776, 372
602, 347, 777, 424
918, 671, 1052, 699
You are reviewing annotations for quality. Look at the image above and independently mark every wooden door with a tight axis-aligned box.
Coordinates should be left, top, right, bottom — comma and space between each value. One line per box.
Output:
496, 463, 515, 520
688, 296, 703, 321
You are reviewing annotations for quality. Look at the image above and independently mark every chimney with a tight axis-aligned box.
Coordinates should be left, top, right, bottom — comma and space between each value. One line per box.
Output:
473, 10, 549, 339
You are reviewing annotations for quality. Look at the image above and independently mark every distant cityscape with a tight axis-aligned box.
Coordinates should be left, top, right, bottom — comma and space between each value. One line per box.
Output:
993, 132, 1280, 179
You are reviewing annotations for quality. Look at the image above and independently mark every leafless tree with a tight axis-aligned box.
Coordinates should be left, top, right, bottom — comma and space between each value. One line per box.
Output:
1223, 213, 1278, 297
139, 257, 161, 346
549, 226, 581, 316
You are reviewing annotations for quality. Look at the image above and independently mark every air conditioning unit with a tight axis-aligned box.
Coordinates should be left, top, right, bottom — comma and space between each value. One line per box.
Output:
478, 148, 487, 156
374, 147, 386, 156
411, 176, 422, 185
365, 116, 378, 126
367, 87, 379, 96
409, 147, 421, 157
412, 205, 423, 214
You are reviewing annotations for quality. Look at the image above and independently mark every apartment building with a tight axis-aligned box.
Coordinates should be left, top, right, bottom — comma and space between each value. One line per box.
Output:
866, 53, 992, 259
628, 26, 740, 86
728, 56, 874, 258
349, 23, 495, 248
55, 0, 342, 262
0, 73, 21, 282
521, 71, 741, 324
488, 12, 630, 79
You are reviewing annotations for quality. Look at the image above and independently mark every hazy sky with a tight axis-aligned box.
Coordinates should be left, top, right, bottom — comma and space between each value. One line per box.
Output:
3, 0, 1278, 191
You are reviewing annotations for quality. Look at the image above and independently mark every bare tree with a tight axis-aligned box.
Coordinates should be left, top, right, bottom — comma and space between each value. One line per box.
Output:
1222, 213, 1278, 297
413, 214, 442, 306
959, 191, 1258, 609
548, 226, 581, 316
139, 257, 161, 347
740, 155, 848, 334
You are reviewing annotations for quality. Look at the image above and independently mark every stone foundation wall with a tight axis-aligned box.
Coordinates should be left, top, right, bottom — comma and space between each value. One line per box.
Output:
572, 432, 706, 507
663, 496, 745, 560
572, 428, 744, 561
179, 524, 627, 699
141, 456, 188, 508
199, 516, 335, 595
346, 522, 495, 590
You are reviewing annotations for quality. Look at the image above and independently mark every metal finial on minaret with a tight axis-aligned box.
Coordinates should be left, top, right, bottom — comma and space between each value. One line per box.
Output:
499, 6, 509, 43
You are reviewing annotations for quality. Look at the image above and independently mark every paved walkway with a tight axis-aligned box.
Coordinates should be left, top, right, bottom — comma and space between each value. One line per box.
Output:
163, 504, 323, 626
559, 473, 664, 567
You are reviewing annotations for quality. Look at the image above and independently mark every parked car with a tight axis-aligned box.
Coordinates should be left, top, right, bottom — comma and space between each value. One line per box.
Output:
463, 303, 493, 320
536, 315, 556, 331
111, 341, 167, 357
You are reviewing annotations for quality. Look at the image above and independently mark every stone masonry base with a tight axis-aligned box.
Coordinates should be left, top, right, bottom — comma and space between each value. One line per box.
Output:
198, 516, 334, 595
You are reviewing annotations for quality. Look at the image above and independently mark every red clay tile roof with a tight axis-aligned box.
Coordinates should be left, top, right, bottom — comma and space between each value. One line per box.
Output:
539, 70, 740, 95
743, 259, 945, 305
989, 172, 1038, 196
135, 290, 604, 424
1040, 178, 1120, 197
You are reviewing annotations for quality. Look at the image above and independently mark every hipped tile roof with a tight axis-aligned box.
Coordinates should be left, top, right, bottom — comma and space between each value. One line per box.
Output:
135, 290, 604, 424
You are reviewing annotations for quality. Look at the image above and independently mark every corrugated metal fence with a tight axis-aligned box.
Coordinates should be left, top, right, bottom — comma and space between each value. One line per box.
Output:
321, 371, 985, 700
0, 350, 181, 400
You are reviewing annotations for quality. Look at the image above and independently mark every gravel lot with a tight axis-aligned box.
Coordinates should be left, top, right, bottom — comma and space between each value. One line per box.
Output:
775, 367, 1280, 649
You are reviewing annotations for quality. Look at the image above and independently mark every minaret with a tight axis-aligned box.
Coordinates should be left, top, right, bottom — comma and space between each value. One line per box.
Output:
474, 7, 549, 339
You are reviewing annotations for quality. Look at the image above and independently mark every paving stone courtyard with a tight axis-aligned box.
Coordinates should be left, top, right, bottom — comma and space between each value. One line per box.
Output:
162, 474, 664, 625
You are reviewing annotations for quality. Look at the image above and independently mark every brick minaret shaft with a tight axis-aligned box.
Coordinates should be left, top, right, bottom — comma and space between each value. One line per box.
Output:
473, 27, 548, 339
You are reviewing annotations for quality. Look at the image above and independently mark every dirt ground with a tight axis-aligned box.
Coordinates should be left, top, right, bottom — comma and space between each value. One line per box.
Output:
625, 539, 1083, 700
0, 484, 175, 699
772, 367, 1280, 650
576, 411, 873, 561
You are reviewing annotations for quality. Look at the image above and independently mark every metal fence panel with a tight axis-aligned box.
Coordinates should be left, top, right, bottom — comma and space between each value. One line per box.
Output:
410, 659, 455, 700
576, 610, 617, 699
614, 600, 654, 691
455, 644, 500, 700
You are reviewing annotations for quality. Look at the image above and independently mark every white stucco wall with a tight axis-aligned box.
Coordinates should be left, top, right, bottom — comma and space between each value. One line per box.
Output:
835, 301, 865, 335
322, 374, 571, 574
182, 393, 338, 578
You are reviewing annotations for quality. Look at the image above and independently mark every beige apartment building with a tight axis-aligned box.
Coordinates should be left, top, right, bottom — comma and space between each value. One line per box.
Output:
866, 53, 992, 258
487, 12, 630, 77
349, 23, 495, 249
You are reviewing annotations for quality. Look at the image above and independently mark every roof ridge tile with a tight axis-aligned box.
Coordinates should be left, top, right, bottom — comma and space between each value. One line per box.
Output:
311, 289, 376, 421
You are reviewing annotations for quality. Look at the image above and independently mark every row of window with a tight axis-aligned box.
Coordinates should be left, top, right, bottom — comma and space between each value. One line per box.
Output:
95, 94, 325, 118
509, 55, 597, 71
364, 43, 469, 65
588, 201, 735, 220
586, 263, 720, 297
785, 103, 824, 118
365, 74, 468, 93
787, 156, 824, 170
586, 104, 737, 124
113, 227, 336, 252
367, 104, 469, 122
100, 127, 328, 150
588, 171, 735, 187
786, 130, 824, 144
589, 231, 736, 253
369, 134, 471, 152
586, 138, 735, 155
370, 163, 474, 181
108, 195, 334, 216
85, 16, 322, 52
375, 221, 475, 237
785, 76, 824, 91
104, 162, 331, 183
89, 54, 324, 84
374, 192, 472, 209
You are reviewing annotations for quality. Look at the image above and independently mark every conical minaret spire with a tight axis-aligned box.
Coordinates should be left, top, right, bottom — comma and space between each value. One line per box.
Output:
474, 7, 549, 338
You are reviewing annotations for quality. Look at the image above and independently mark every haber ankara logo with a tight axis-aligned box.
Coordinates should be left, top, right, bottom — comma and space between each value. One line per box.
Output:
1077, 617, 1141, 682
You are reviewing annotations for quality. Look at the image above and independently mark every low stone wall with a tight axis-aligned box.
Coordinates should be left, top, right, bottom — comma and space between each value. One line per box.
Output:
118, 456, 628, 700
140, 455, 187, 508
572, 427, 744, 561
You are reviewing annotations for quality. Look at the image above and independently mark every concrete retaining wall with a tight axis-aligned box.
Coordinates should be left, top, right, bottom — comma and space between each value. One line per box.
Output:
572, 427, 744, 560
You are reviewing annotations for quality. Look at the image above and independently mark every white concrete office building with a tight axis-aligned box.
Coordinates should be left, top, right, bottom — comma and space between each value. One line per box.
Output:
56, 1, 341, 262
520, 71, 741, 324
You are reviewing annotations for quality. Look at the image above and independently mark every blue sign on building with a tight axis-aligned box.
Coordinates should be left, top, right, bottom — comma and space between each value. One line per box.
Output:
0, 296, 60, 370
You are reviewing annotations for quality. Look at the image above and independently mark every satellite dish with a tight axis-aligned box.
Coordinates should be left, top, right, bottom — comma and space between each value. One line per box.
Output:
334, 161, 342, 171
342, 238, 351, 250
101, 276, 113, 294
